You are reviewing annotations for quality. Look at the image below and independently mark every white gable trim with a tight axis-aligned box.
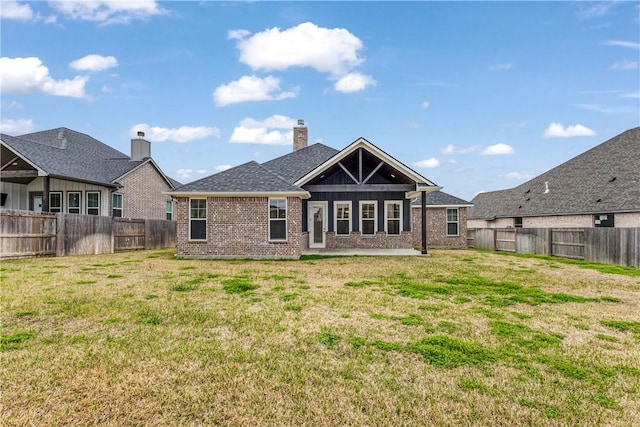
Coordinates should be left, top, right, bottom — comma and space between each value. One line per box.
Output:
294, 137, 438, 188
0, 141, 48, 176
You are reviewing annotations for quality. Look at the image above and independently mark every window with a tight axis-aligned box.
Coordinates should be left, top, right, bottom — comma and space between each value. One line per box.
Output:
112, 194, 123, 217
269, 198, 287, 241
189, 199, 207, 240
446, 208, 459, 236
68, 192, 81, 214
166, 200, 173, 220
385, 201, 402, 235
514, 217, 523, 228
360, 201, 377, 236
87, 192, 100, 215
594, 214, 614, 228
334, 201, 351, 236
49, 192, 62, 213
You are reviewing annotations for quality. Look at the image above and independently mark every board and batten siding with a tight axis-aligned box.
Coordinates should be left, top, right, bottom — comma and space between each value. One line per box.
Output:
24, 177, 112, 216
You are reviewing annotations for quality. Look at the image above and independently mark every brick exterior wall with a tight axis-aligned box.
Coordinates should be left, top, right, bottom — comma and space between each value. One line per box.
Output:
325, 231, 413, 249
411, 206, 468, 249
468, 212, 640, 228
175, 196, 302, 259
116, 162, 173, 220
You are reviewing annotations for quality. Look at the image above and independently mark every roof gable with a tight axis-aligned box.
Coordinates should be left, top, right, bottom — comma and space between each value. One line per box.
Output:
294, 137, 438, 188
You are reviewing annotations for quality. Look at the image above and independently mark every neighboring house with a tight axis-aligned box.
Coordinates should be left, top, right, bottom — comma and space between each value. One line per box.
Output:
0, 128, 179, 220
169, 121, 470, 259
468, 127, 640, 229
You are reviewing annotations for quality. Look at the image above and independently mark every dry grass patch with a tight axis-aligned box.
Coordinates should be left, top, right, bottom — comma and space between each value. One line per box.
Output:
1, 249, 639, 426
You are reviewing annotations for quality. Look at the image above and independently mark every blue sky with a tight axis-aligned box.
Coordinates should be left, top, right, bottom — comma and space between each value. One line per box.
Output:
1, 1, 638, 201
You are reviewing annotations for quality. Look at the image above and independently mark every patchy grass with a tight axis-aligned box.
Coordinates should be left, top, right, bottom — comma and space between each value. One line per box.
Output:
1, 248, 639, 426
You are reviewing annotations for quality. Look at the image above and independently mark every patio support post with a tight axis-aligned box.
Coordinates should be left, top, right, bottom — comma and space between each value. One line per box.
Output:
421, 190, 428, 254
43, 175, 50, 212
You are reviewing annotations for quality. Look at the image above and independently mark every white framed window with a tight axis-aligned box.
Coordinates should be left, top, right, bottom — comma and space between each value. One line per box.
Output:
334, 201, 352, 236
269, 198, 287, 241
49, 192, 62, 213
112, 193, 123, 217
189, 199, 207, 240
385, 201, 402, 235
360, 200, 377, 236
87, 192, 100, 215
166, 200, 173, 220
68, 192, 81, 214
446, 208, 459, 236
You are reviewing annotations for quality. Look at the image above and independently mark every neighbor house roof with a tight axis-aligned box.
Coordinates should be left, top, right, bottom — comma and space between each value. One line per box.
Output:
469, 127, 640, 220
1, 127, 178, 188
411, 191, 473, 207
169, 161, 310, 198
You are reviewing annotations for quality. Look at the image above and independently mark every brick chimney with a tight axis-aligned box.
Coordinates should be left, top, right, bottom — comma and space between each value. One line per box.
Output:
131, 131, 151, 161
293, 119, 308, 151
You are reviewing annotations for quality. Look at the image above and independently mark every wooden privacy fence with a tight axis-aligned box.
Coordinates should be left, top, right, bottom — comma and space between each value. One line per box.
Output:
0, 210, 176, 258
467, 227, 639, 268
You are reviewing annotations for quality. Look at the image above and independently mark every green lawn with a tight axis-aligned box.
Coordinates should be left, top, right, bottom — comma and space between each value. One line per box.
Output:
1, 249, 639, 426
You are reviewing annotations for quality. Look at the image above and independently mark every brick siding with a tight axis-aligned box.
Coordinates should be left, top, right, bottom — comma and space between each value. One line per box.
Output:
116, 162, 172, 220
411, 206, 468, 249
175, 196, 302, 259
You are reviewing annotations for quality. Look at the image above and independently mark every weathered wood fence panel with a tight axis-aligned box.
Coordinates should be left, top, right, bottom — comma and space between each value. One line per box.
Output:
468, 227, 639, 268
495, 229, 516, 252
552, 229, 585, 260
114, 218, 145, 251
57, 214, 113, 256
467, 228, 496, 251
0, 210, 176, 258
145, 219, 177, 250
0, 210, 57, 258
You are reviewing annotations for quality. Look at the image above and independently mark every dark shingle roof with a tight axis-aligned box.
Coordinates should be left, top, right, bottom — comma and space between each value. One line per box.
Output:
2, 127, 177, 188
469, 127, 640, 219
411, 191, 473, 207
172, 161, 306, 194
261, 143, 339, 183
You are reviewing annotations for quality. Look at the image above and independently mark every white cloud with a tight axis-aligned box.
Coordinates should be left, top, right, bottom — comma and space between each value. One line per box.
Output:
481, 143, 515, 156
214, 165, 232, 172
333, 72, 376, 93
129, 124, 220, 143
48, 0, 165, 25
213, 75, 297, 106
489, 63, 513, 71
231, 22, 364, 77
0, 57, 88, 98
609, 59, 638, 70
544, 122, 596, 138
421, 101, 430, 109
505, 171, 534, 181
230, 115, 297, 145
1, 1, 34, 20
414, 158, 440, 168
70, 54, 118, 71
441, 144, 479, 155
602, 40, 640, 50
621, 91, 639, 99
176, 169, 194, 179
0, 118, 35, 133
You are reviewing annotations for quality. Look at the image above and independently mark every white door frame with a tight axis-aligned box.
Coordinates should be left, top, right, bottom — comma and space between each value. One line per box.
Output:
308, 201, 328, 249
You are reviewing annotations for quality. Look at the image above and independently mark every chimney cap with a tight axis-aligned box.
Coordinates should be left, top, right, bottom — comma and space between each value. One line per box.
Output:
136, 131, 145, 138
296, 119, 305, 127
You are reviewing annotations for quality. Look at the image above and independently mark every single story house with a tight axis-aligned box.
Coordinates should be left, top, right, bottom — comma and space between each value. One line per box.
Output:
1, 128, 179, 220
468, 127, 640, 228
169, 121, 472, 259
